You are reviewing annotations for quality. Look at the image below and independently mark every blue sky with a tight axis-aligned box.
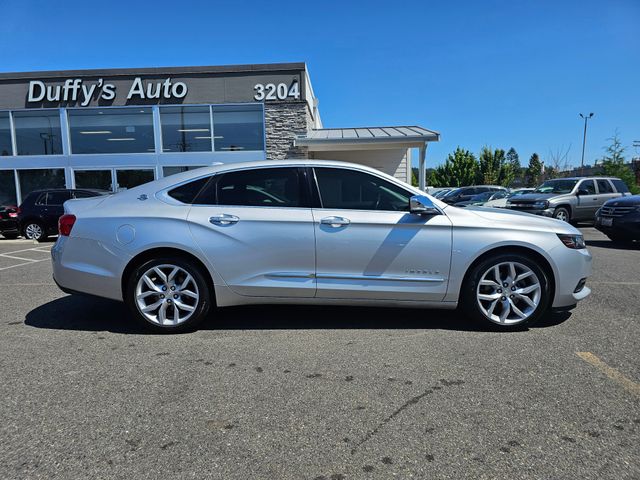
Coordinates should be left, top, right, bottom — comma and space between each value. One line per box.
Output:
1, 0, 638, 169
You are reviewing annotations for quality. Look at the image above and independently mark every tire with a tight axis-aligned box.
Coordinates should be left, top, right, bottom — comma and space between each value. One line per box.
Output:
125, 257, 212, 333
461, 253, 551, 330
23, 221, 46, 242
553, 207, 570, 223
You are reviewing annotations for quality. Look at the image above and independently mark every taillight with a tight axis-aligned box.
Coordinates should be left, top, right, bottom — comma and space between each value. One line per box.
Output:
8, 212, 18, 218
58, 214, 76, 237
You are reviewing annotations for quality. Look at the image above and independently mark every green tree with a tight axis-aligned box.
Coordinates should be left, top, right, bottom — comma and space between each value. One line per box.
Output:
430, 147, 478, 187
600, 132, 639, 194
526, 153, 543, 187
505, 147, 522, 177
478, 147, 514, 186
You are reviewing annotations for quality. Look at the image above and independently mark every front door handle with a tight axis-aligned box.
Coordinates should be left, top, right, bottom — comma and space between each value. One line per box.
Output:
320, 216, 350, 227
209, 214, 239, 226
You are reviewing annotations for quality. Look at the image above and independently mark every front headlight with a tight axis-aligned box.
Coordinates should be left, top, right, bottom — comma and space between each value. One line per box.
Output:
557, 234, 586, 249
533, 200, 549, 209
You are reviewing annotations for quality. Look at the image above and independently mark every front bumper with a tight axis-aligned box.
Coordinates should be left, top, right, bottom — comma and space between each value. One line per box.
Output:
594, 213, 640, 240
548, 245, 592, 308
506, 206, 555, 217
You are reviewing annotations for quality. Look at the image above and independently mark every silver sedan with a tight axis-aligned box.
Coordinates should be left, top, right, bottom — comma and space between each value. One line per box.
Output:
52, 160, 592, 332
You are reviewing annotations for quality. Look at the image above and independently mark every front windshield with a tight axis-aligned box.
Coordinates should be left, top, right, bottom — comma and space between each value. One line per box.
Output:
534, 180, 578, 194
443, 188, 461, 198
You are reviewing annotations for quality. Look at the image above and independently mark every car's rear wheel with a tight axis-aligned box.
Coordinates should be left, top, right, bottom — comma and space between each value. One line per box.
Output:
553, 207, 570, 222
23, 221, 46, 242
462, 253, 551, 329
125, 257, 212, 333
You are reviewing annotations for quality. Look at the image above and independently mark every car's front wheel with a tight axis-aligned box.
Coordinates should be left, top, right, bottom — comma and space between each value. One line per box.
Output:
553, 207, 570, 222
125, 257, 212, 333
462, 253, 551, 329
23, 221, 46, 242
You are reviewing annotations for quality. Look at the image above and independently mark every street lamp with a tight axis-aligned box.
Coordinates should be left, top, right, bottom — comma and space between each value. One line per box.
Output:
579, 113, 594, 174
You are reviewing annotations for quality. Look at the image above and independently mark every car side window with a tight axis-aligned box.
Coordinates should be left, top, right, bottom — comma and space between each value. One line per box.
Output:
46, 191, 71, 205
314, 167, 411, 211
611, 179, 629, 193
578, 180, 596, 195
215, 168, 302, 208
168, 177, 211, 204
596, 179, 613, 194
73, 191, 96, 199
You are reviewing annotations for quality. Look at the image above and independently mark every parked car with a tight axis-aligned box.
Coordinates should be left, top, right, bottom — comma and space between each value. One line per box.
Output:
0, 205, 20, 239
506, 177, 630, 222
454, 191, 498, 207
52, 160, 591, 333
18, 189, 109, 242
594, 195, 640, 242
441, 185, 507, 205
431, 188, 453, 199
485, 188, 535, 208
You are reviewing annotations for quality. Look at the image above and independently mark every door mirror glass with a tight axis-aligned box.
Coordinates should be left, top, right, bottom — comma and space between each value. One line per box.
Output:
577, 188, 588, 196
410, 195, 440, 215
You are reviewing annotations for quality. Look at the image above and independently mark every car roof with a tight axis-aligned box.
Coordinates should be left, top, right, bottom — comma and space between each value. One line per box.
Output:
546, 176, 620, 181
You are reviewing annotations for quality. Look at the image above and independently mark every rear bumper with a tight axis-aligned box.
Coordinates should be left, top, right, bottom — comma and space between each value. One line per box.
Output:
51, 236, 130, 301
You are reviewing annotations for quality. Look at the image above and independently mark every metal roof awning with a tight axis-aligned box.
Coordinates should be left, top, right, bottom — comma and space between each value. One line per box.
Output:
295, 125, 439, 151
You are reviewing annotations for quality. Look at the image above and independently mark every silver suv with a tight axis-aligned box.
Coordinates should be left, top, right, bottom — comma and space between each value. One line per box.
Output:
506, 177, 630, 222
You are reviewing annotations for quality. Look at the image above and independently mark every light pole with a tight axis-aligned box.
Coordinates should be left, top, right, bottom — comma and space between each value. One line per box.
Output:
579, 113, 594, 174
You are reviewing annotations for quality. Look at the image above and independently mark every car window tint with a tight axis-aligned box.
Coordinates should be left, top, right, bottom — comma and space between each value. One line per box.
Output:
611, 179, 629, 193
596, 179, 613, 193
314, 168, 411, 211
46, 191, 71, 205
34, 193, 47, 205
216, 168, 301, 207
579, 180, 596, 194
168, 177, 211, 204
73, 191, 97, 199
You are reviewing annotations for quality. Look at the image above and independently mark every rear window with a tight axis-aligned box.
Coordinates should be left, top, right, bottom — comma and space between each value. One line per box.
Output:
168, 177, 211, 204
611, 179, 629, 193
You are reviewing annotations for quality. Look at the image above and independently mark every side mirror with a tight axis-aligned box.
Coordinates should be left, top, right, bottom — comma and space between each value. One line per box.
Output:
577, 188, 589, 196
410, 195, 441, 216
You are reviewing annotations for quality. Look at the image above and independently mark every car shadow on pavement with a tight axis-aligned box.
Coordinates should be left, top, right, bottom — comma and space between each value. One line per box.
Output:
24, 294, 572, 334
586, 239, 639, 250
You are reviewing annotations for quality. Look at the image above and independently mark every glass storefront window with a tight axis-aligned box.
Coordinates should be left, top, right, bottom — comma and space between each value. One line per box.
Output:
160, 107, 212, 152
0, 112, 12, 156
213, 105, 264, 152
68, 108, 155, 154
0, 170, 17, 205
13, 111, 63, 156
18, 169, 66, 199
162, 165, 206, 177
74, 170, 113, 191
115, 169, 155, 191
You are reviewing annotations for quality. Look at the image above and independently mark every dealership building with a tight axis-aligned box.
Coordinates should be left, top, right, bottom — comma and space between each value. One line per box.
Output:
0, 62, 439, 205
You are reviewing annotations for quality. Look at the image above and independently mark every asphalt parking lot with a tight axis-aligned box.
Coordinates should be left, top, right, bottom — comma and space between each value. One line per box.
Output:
0, 227, 638, 480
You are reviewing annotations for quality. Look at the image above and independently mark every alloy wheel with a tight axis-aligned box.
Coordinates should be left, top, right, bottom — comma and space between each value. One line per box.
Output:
135, 264, 200, 326
476, 261, 542, 325
25, 223, 43, 240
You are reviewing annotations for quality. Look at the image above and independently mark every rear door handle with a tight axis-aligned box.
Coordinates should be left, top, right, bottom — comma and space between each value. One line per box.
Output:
209, 214, 239, 226
320, 216, 350, 227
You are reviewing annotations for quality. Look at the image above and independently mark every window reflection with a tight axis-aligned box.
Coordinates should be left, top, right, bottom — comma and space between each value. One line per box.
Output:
13, 111, 63, 156
68, 108, 155, 154
18, 169, 66, 198
0, 170, 17, 205
213, 105, 264, 152
0, 112, 12, 156
160, 107, 211, 152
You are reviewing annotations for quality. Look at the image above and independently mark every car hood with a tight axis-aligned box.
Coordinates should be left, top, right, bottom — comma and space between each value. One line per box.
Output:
507, 193, 557, 202
603, 194, 640, 206
462, 206, 580, 234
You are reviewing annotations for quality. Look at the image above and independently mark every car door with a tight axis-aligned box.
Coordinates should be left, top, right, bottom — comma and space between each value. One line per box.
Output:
575, 179, 598, 220
311, 167, 453, 302
186, 166, 316, 298
596, 179, 620, 207
43, 191, 71, 232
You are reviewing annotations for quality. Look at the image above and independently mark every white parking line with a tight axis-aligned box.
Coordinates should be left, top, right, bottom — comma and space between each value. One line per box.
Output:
0, 247, 52, 271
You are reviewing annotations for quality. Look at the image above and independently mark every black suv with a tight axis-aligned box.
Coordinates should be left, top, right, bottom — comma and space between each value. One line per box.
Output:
441, 185, 507, 205
18, 189, 108, 241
